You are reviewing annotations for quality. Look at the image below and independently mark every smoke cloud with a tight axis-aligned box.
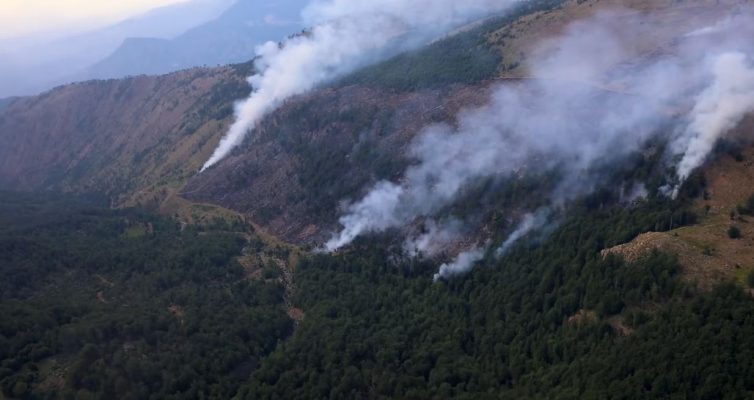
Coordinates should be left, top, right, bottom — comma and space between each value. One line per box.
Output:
496, 209, 550, 257
433, 246, 486, 281
674, 52, 754, 184
326, 9, 754, 278
432, 209, 549, 281
403, 219, 463, 258
201, 0, 520, 171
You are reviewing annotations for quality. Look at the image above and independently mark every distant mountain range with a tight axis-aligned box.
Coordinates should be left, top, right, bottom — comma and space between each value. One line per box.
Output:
0, 0, 307, 97
85, 0, 308, 79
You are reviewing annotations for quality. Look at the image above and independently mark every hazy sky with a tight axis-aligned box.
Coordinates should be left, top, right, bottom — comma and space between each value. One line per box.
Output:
0, 0, 190, 39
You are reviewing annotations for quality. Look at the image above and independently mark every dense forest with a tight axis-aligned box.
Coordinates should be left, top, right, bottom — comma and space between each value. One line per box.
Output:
238, 195, 754, 399
4, 176, 754, 399
0, 192, 291, 399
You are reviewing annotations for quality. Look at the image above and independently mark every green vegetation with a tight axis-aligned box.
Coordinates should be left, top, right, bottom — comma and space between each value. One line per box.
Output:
747, 270, 754, 289
338, 29, 502, 91
3, 181, 754, 400
4, 141, 743, 399
234, 197, 754, 399
4, 0, 754, 397
0, 192, 291, 399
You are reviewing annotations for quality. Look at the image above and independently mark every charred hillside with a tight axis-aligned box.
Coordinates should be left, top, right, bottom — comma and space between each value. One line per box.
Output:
183, 83, 495, 243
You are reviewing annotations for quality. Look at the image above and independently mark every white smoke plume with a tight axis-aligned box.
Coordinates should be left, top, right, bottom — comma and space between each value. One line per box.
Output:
201, 0, 521, 171
674, 52, 754, 184
433, 246, 486, 281
325, 181, 404, 251
326, 9, 754, 278
496, 209, 551, 257
431, 209, 549, 282
433, 206, 549, 281
433, 207, 552, 283
620, 183, 649, 204
404, 219, 463, 258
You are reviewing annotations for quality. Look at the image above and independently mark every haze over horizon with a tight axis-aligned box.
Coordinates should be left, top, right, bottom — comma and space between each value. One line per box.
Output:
0, 0, 191, 40
0, 0, 307, 98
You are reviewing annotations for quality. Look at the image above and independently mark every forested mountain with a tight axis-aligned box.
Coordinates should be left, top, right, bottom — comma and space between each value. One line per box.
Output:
2, 0, 754, 398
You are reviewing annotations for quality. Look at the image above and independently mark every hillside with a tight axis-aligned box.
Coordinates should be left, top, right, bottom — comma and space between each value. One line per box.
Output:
0, 0, 744, 245
0, 0, 749, 248
183, 83, 496, 243
488, 0, 741, 78
0, 1, 550, 243
604, 134, 754, 291
0, 65, 250, 208
3, 0, 754, 399
188, 0, 751, 244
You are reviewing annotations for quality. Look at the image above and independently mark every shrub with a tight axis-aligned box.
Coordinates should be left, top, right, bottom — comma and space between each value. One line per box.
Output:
747, 270, 754, 288
728, 226, 742, 239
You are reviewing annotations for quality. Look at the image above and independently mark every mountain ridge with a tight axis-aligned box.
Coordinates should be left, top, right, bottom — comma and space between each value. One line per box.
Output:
85, 0, 308, 80
0, 0, 236, 97
0, 0, 748, 248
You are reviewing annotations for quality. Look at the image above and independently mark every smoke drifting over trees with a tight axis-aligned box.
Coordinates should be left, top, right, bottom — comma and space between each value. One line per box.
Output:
325, 8, 754, 279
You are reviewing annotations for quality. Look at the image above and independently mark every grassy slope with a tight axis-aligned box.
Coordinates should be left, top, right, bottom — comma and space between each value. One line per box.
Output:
605, 140, 754, 290
487, 0, 741, 79
0, 66, 251, 208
